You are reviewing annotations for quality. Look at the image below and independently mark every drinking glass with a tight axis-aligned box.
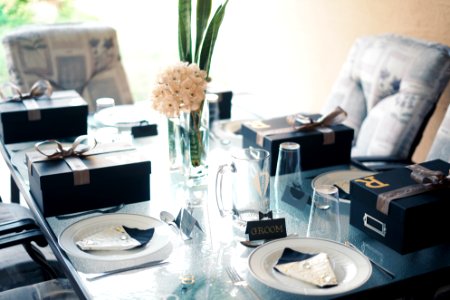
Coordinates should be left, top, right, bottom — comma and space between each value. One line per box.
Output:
93, 97, 120, 143
307, 185, 342, 242
215, 148, 270, 225
95, 97, 115, 111
273, 142, 303, 215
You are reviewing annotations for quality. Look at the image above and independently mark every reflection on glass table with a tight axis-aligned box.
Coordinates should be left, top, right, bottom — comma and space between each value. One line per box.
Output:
3, 113, 450, 299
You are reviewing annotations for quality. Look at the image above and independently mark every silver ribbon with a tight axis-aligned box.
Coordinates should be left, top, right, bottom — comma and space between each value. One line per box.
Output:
376, 164, 450, 215
254, 106, 347, 146
0, 80, 53, 121
28, 135, 97, 186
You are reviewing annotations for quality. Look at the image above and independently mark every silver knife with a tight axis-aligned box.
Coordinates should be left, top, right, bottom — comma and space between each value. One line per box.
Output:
85, 260, 168, 281
345, 241, 395, 279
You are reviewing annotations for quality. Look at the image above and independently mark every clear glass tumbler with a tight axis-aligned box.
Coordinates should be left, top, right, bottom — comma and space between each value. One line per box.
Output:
95, 97, 115, 111
307, 185, 342, 242
273, 142, 303, 215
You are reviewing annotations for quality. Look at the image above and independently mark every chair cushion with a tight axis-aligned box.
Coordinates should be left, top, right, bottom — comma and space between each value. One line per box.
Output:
0, 203, 34, 226
322, 34, 450, 159
0, 245, 64, 292
0, 278, 77, 300
2, 22, 133, 112
427, 105, 450, 162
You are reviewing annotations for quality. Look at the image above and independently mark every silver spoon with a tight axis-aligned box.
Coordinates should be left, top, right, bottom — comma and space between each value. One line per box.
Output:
159, 211, 179, 230
240, 234, 298, 248
159, 211, 191, 240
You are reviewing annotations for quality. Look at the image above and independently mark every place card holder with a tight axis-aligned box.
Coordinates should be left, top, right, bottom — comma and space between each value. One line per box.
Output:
131, 121, 158, 138
245, 211, 287, 241
175, 208, 203, 238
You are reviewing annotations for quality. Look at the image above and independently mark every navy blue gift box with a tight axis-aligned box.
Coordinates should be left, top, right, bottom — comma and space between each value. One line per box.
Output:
241, 114, 354, 175
26, 146, 151, 217
0, 90, 88, 144
350, 159, 450, 254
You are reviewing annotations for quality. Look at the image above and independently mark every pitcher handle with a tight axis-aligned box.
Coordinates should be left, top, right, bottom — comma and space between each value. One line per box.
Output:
215, 163, 233, 217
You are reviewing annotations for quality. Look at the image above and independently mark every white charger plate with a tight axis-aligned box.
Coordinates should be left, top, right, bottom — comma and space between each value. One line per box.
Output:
93, 105, 153, 129
312, 170, 375, 194
248, 237, 372, 296
59, 213, 173, 273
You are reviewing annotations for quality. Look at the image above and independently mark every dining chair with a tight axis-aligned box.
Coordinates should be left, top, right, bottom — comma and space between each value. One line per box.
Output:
0, 278, 77, 300
2, 22, 133, 112
426, 104, 450, 162
321, 34, 450, 169
0, 199, 69, 294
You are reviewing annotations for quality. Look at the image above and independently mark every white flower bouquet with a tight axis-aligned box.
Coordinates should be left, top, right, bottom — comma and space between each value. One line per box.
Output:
152, 0, 228, 175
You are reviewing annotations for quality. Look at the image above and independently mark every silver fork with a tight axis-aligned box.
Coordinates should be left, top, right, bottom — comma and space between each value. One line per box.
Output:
225, 265, 261, 300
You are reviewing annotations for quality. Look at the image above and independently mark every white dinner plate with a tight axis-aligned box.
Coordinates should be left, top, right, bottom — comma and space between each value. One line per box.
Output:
248, 237, 372, 296
59, 213, 173, 273
93, 105, 153, 129
311, 170, 375, 194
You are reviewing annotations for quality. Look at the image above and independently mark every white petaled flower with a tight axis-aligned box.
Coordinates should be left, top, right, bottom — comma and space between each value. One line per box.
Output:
152, 62, 207, 118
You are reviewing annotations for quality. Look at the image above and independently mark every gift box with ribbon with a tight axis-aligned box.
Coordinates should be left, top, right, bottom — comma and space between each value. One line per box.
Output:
0, 80, 88, 144
241, 107, 354, 175
349, 159, 450, 253
26, 136, 151, 217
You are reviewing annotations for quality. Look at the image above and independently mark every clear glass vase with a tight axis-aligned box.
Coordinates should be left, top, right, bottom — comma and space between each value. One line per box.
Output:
167, 117, 182, 170
179, 100, 209, 186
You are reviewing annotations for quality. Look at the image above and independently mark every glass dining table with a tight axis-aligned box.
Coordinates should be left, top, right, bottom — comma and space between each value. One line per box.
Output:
1, 104, 450, 300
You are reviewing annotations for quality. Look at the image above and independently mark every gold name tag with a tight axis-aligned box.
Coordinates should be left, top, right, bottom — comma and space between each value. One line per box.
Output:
245, 218, 287, 241
354, 176, 390, 189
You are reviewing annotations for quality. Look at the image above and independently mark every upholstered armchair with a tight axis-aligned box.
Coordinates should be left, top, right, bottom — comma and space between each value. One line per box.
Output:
2, 22, 133, 112
322, 34, 450, 168
0, 200, 69, 293
427, 104, 450, 162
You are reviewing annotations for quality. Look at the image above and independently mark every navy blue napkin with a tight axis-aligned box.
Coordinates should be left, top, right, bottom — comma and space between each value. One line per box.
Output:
123, 226, 155, 247
275, 247, 316, 265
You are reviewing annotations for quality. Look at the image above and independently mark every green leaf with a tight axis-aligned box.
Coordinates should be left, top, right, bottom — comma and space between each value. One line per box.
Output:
199, 0, 228, 75
178, 0, 192, 62
194, 0, 211, 63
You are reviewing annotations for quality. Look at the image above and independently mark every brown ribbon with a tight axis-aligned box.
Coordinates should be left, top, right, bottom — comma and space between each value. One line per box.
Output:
254, 106, 347, 146
28, 136, 137, 187
376, 164, 450, 215
0, 80, 53, 121
28, 135, 97, 186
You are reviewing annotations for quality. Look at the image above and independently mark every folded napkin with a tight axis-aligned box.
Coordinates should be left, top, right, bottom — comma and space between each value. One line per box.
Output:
274, 248, 338, 288
175, 208, 204, 237
76, 225, 155, 251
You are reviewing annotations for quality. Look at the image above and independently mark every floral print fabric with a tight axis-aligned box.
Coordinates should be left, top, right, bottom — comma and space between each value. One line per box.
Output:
2, 23, 133, 112
322, 34, 450, 159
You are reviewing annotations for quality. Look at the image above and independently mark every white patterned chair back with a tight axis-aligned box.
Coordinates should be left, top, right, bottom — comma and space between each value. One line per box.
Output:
427, 105, 450, 162
322, 34, 450, 161
2, 22, 133, 112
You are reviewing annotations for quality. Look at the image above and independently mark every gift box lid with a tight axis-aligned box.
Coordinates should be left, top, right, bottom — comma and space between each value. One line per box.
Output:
0, 90, 87, 122
242, 114, 354, 173
242, 114, 353, 147
26, 146, 151, 189
350, 159, 450, 219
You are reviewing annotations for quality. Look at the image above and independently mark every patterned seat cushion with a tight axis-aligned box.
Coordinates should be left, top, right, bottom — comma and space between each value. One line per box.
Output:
322, 34, 450, 159
2, 22, 133, 112
0, 277, 77, 300
427, 105, 450, 162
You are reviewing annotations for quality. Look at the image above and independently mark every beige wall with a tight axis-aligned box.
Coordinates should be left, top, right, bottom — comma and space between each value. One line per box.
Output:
214, 0, 450, 162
